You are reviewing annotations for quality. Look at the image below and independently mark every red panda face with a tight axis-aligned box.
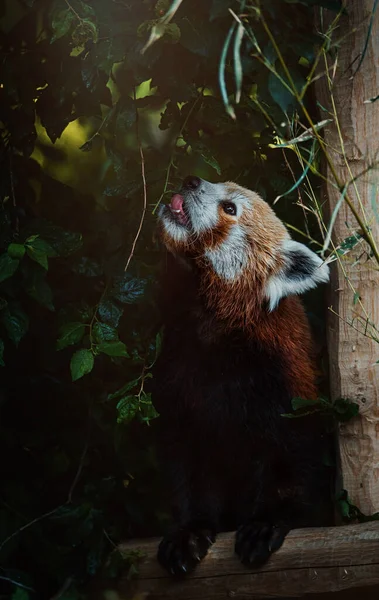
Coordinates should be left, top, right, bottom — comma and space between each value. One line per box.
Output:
158, 176, 329, 312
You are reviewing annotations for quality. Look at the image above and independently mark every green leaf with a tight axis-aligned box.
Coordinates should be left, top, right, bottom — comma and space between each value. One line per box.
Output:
23, 269, 54, 311
51, 8, 75, 43
8, 243, 26, 260
200, 150, 221, 175
108, 377, 141, 401
210, 0, 231, 20
93, 322, 118, 343
339, 499, 351, 518
333, 398, 359, 422
25, 224, 82, 257
116, 395, 139, 424
98, 299, 123, 327
163, 22, 181, 44
72, 257, 103, 277
0, 253, 19, 283
338, 233, 363, 253
353, 292, 360, 305
70, 349, 94, 381
112, 276, 146, 304
26, 247, 48, 270
98, 341, 129, 358
0, 305, 29, 346
116, 98, 136, 136
57, 322, 86, 350
11, 589, 30, 600
139, 394, 159, 423
25, 236, 56, 270
291, 397, 320, 411
268, 71, 294, 114
0, 338, 4, 367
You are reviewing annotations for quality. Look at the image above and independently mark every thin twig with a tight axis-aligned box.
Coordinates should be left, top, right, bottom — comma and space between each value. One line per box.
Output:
0, 575, 35, 593
64, 0, 83, 22
152, 88, 205, 214
67, 433, 90, 504
50, 577, 74, 600
260, 13, 379, 266
0, 506, 62, 553
124, 145, 147, 272
0, 415, 91, 552
124, 91, 147, 272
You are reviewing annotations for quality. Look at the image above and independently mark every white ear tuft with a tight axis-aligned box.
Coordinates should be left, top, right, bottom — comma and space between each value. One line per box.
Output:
265, 240, 329, 311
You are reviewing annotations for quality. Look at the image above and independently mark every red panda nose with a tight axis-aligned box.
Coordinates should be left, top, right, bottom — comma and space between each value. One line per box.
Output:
183, 175, 201, 190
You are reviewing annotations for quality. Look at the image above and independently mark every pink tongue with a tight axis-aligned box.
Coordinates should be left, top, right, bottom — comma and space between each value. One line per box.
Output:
170, 194, 184, 213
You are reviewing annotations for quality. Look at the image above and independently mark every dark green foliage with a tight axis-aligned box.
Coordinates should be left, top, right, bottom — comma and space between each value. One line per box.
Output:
337, 490, 379, 523
282, 396, 360, 423
0, 0, 334, 597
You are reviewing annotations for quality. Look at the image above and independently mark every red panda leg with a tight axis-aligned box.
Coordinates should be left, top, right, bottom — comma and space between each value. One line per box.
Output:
235, 520, 289, 567
157, 525, 215, 576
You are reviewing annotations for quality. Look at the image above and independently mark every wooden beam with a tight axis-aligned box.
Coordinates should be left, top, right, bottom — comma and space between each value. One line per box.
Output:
316, 1, 379, 514
116, 523, 379, 599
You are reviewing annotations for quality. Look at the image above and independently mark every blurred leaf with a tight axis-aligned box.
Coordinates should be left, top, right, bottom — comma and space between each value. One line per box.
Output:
0, 305, 29, 346
29, 224, 83, 257
291, 397, 320, 411
70, 348, 94, 381
116, 98, 136, 136
268, 71, 294, 113
98, 341, 129, 358
8, 243, 26, 260
72, 257, 103, 277
11, 589, 30, 600
57, 322, 86, 350
23, 268, 55, 311
0, 253, 20, 283
210, 0, 232, 20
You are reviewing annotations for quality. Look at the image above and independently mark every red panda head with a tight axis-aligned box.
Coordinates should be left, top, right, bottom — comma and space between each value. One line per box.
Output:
158, 176, 329, 320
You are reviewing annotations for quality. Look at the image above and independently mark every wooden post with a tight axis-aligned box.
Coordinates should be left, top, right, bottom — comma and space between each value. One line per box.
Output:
316, 1, 379, 514
111, 523, 379, 599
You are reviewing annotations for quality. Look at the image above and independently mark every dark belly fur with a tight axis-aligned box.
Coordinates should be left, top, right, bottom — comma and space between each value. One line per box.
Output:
152, 257, 331, 574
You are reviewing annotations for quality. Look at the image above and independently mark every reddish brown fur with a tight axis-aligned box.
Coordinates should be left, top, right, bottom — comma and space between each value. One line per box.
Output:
159, 182, 318, 402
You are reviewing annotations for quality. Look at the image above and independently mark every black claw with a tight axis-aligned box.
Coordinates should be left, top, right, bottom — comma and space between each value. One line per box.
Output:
235, 521, 288, 568
157, 527, 216, 576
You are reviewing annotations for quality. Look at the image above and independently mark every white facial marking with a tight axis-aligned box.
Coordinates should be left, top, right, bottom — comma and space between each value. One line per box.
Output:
159, 206, 189, 243
205, 226, 248, 281
265, 239, 330, 311
186, 181, 226, 234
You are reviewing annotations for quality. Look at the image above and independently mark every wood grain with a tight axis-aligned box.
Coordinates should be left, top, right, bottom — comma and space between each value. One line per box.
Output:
316, 0, 379, 514
115, 523, 379, 598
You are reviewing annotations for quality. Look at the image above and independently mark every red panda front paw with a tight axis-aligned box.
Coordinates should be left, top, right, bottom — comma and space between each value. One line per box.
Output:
157, 527, 215, 576
235, 521, 288, 567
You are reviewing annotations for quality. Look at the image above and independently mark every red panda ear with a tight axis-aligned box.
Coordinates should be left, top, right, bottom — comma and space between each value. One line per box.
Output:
265, 240, 329, 311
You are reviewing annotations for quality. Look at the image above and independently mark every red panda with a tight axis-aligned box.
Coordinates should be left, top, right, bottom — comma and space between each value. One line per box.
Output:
152, 175, 331, 576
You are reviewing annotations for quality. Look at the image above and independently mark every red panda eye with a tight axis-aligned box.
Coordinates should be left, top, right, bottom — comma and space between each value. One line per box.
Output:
221, 202, 237, 216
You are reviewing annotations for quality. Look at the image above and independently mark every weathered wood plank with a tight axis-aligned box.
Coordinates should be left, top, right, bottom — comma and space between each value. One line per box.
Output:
316, 0, 379, 514
116, 523, 379, 598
